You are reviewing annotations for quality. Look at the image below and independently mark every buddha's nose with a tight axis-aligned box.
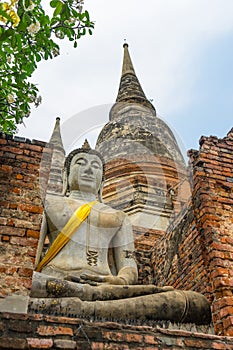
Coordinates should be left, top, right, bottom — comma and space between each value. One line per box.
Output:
84, 166, 93, 175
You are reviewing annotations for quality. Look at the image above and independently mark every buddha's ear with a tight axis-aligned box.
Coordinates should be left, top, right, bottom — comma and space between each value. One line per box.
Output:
62, 168, 69, 196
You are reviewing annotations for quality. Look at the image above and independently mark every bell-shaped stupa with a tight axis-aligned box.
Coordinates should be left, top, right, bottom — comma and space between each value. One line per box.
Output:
96, 44, 191, 248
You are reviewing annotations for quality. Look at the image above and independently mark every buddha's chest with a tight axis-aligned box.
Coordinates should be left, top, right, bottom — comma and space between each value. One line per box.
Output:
45, 198, 121, 242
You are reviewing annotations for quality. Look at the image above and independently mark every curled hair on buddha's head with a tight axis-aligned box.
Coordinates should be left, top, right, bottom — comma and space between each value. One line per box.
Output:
62, 139, 105, 201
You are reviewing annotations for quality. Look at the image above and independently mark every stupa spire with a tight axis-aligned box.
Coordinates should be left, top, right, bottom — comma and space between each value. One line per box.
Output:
115, 43, 155, 112
121, 43, 136, 76
47, 117, 65, 195
49, 117, 65, 153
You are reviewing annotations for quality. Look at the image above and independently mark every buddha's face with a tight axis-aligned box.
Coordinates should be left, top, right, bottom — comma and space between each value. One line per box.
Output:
68, 152, 103, 195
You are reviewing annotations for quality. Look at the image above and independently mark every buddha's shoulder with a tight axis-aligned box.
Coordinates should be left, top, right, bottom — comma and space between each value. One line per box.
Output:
96, 202, 128, 224
44, 194, 79, 212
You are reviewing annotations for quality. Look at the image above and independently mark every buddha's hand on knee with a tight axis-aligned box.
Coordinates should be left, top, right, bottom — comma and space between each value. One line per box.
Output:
80, 273, 126, 285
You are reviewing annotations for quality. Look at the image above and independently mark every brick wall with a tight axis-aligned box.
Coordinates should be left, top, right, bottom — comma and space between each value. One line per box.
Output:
1, 130, 233, 345
0, 135, 52, 297
1, 312, 233, 350
152, 129, 233, 336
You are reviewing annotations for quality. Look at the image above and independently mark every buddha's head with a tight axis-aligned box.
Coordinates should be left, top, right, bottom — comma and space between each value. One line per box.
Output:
63, 140, 105, 199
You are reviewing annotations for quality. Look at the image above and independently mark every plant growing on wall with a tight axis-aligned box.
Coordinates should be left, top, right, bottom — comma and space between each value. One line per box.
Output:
0, 0, 94, 134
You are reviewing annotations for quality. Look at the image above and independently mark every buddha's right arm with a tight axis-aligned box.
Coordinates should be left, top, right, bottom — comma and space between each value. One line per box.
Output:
112, 214, 138, 284
35, 213, 48, 268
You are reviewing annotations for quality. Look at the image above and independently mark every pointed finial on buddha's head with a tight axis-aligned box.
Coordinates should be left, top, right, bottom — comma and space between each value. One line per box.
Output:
82, 139, 91, 151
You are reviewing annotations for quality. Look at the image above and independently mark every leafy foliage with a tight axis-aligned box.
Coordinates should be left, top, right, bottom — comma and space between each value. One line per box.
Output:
0, 0, 94, 133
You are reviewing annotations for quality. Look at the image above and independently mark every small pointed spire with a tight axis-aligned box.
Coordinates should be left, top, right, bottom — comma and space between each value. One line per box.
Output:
81, 139, 91, 151
121, 43, 136, 76
115, 43, 155, 112
47, 117, 65, 195
49, 117, 65, 154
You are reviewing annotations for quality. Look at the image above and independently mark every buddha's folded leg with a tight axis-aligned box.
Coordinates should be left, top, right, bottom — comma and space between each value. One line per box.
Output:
29, 290, 211, 325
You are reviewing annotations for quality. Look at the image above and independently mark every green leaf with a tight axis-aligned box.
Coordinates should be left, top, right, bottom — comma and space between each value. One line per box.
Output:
15, 34, 22, 51
74, 41, 77, 48
71, 8, 79, 18
11, 33, 16, 48
35, 53, 41, 62
84, 11, 90, 22
50, 0, 58, 8
53, 1, 63, 17
25, 0, 30, 8
0, 29, 14, 41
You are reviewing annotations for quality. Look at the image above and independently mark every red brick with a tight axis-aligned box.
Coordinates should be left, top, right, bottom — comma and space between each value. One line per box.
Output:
223, 316, 233, 329
184, 339, 212, 348
124, 333, 143, 343
27, 229, 40, 238
91, 343, 105, 350
214, 277, 233, 289
211, 341, 230, 349
214, 297, 233, 310
37, 325, 73, 336
144, 335, 158, 344
12, 187, 21, 194
22, 144, 42, 152
10, 236, 38, 247
0, 226, 25, 236
212, 242, 233, 253
225, 328, 233, 336
9, 202, 18, 209
19, 203, 43, 214
27, 163, 40, 171
102, 331, 125, 342
44, 315, 78, 324
0, 266, 17, 274
210, 267, 230, 279
217, 306, 233, 319
18, 267, 33, 277
2, 235, 10, 241
16, 173, 24, 180
27, 338, 53, 348
1, 164, 12, 172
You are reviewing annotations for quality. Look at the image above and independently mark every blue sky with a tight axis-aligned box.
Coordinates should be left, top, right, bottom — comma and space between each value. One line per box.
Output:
169, 30, 233, 151
17, 0, 233, 157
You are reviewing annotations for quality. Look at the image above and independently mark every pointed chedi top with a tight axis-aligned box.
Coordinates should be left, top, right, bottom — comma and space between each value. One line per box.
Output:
121, 43, 136, 76
49, 117, 65, 154
115, 43, 155, 113
47, 117, 65, 195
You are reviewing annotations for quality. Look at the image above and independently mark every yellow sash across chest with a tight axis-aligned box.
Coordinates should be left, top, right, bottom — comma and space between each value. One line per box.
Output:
35, 200, 98, 272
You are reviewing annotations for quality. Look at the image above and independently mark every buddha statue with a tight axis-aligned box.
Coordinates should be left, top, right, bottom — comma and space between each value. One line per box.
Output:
30, 141, 211, 325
